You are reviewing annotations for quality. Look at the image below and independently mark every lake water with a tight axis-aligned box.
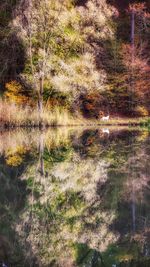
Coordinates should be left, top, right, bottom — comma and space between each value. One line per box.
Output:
0, 127, 149, 267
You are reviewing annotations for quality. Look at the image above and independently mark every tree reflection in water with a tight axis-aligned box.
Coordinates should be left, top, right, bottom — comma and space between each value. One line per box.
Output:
0, 128, 149, 267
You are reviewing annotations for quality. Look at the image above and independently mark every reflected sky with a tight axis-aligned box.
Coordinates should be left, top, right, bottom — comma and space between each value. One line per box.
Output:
0, 127, 149, 267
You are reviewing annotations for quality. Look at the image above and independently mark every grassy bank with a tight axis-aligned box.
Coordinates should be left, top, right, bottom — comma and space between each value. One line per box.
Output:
140, 118, 150, 128
0, 101, 81, 127
0, 101, 149, 128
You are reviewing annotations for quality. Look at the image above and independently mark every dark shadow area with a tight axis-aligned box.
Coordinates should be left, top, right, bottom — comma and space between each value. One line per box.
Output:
74, 0, 88, 7
0, 153, 39, 267
85, 0, 150, 117
74, 242, 105, 266
74, 241, 150, 267
107, 0, 150, 13
0, 0, 26, 92
107, 0, 150, 42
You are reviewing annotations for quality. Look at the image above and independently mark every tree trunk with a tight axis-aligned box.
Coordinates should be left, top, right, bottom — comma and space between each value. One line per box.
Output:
38, 76, 44, 125
130, 9, 135, 114
131, 10, 135, 58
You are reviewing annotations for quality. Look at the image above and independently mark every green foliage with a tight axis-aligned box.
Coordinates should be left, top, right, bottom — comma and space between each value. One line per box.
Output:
140, 118, 150, 129
43, 86, 71, 109
44, 145, 73, 163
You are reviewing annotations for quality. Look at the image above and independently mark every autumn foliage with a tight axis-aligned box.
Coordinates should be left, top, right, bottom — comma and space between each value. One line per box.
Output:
5, 81, 30, 105
0, 0, 150, 122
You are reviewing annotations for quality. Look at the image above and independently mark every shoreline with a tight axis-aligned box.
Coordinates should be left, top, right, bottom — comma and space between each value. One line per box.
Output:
0, 118, 149, 130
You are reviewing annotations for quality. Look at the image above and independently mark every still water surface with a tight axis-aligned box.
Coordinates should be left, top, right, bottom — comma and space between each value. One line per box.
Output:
0, 127, 149, 267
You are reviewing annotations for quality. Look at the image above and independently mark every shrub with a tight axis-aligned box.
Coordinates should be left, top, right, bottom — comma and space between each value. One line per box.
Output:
134, 106, 149, 117
5, 81, 30, 105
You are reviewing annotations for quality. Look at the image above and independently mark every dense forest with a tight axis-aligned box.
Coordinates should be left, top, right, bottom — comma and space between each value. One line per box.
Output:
0, 0, 150, 125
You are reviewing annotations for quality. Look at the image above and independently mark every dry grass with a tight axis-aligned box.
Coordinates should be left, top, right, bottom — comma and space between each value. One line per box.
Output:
0, 100, 85, 127
0, 128, 75, 154
0, 100, 148, 128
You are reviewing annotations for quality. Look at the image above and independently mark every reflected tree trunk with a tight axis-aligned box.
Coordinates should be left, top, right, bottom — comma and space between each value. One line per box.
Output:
132, 182, 136, 233
39, 132, 44, 176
